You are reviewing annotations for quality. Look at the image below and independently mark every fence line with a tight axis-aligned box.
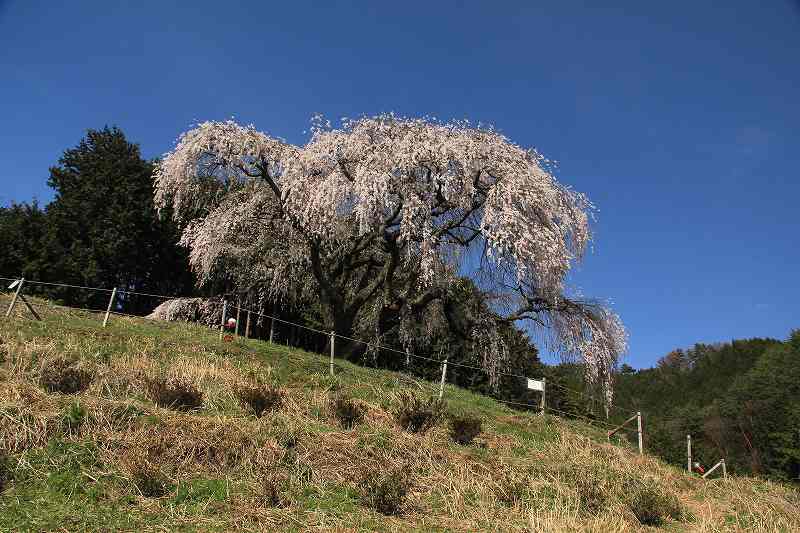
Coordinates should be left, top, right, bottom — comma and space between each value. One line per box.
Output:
1, 275, 642, 442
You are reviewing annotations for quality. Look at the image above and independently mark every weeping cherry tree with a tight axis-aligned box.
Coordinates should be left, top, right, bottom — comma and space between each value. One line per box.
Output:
154, 115, 627, 404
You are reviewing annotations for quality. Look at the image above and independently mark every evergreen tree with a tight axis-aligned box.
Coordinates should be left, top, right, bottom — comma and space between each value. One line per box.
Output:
0, 202, 48, 281
41, 127, 192, 312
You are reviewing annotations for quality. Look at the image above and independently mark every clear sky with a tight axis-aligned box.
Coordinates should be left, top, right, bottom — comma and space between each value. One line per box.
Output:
1, 1, 798, 367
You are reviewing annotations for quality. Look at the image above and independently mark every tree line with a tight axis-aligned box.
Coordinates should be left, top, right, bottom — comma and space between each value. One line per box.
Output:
610, 333, 800, 483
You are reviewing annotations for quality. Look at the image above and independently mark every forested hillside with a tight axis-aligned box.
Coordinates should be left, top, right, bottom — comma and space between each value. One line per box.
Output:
612, 334, 800, 482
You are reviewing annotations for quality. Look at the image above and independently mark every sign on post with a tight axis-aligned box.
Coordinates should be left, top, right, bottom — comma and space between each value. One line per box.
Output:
527, 378, 544, 391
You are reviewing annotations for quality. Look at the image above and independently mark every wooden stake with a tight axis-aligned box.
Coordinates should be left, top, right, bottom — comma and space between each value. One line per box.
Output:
235, 298, 241, 336
637, 411, 643, 455
245, 309, 251, 339
103, 287, 117, 328
269, 317, 275, 344
329, 331, 335, 376
219, 300, 228, 340
687, 434, 692, 473
5, 278, 24, 317
540, 377, 547, 415
438, 359, 448, 399
18, 294, 41, 321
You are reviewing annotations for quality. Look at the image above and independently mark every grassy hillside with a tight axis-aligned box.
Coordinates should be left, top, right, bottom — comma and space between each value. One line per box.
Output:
0, 296, 798, 532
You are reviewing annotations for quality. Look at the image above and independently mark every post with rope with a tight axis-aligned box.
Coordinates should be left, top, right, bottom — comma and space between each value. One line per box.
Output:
637, 411, 644, 455
526, 377, 546, 416
219, 300, 228, 340
102, 287, 118, 328
438, 359, 448, 399
245, 307, 252, 339
235, 298, 241, 336
5, 278, 24, 318
540, 377, 547, 415
269, 316, 275, 344
329, 331, 335, 376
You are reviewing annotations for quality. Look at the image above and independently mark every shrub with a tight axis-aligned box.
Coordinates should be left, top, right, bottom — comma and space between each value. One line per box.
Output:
130, 460, 171, 498
448, 415, 482, 445
146, 377, 203, 411
331, 394, 366, 429
359, 468, 409, 515
626, 481, 683, 526
235, 384, 283, 417
392, 391, 445, 434
39, 358, 92, 394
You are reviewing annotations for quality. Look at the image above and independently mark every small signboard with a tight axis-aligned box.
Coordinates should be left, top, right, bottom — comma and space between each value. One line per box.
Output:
527, 378, 544, 392
7, 279, 20, 290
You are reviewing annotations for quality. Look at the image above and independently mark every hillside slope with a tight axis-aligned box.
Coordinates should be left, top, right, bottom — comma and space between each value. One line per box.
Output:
0, 296, 798, 532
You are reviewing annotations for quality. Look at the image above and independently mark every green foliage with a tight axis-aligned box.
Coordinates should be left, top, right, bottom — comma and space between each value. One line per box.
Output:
392, 391, 445, 434
2, 126, 192, 312
613, 333, 800, 482
61, 401, 88, 434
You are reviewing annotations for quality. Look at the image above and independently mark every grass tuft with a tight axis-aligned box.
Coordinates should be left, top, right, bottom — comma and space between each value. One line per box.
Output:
39, 358, 92, 394
358, 467, 409, 516
448, 415, 482, 445
330, 393, 366, 429
145, 376, 203, 411
234, 383, 283, 417
130, 459, 171, 498
391, 391, 445, 434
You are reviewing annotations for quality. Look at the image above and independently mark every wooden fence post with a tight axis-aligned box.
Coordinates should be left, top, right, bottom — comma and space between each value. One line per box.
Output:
102, 287, 117, 328
721, 459, 727, 479
687, 434, 692, 473
5, 278, 24, 318
235, 298, 241, 336
329, 331, 335, 376
637, 411, 644, 455
269, 317, 275, 344
219, 300, 228, 340
540, 377, 547, 415
438, 359, 448, 399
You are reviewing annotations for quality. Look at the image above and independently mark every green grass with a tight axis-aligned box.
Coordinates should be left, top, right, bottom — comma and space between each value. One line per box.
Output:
1, 294, 799, 532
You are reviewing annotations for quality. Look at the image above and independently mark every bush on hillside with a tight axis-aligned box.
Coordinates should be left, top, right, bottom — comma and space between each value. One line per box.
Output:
330, 394, 366, 429
235, 383, 283, 417
392, 391, 445, 434
359, 468, 409, 515
146, 377, 203, 411
39, 358, 92, 394
626, 480, 683, 526
448, 415, 482, 445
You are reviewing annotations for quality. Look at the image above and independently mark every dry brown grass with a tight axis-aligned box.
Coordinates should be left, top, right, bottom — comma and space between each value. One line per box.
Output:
1, 309, 799, 532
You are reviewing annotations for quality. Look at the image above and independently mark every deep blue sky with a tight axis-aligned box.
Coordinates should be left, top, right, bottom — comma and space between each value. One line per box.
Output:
1, 1, 798, 367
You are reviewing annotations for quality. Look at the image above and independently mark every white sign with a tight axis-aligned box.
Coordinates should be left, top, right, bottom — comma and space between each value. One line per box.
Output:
527, 378, 544, 392
7, 279, 20, 290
